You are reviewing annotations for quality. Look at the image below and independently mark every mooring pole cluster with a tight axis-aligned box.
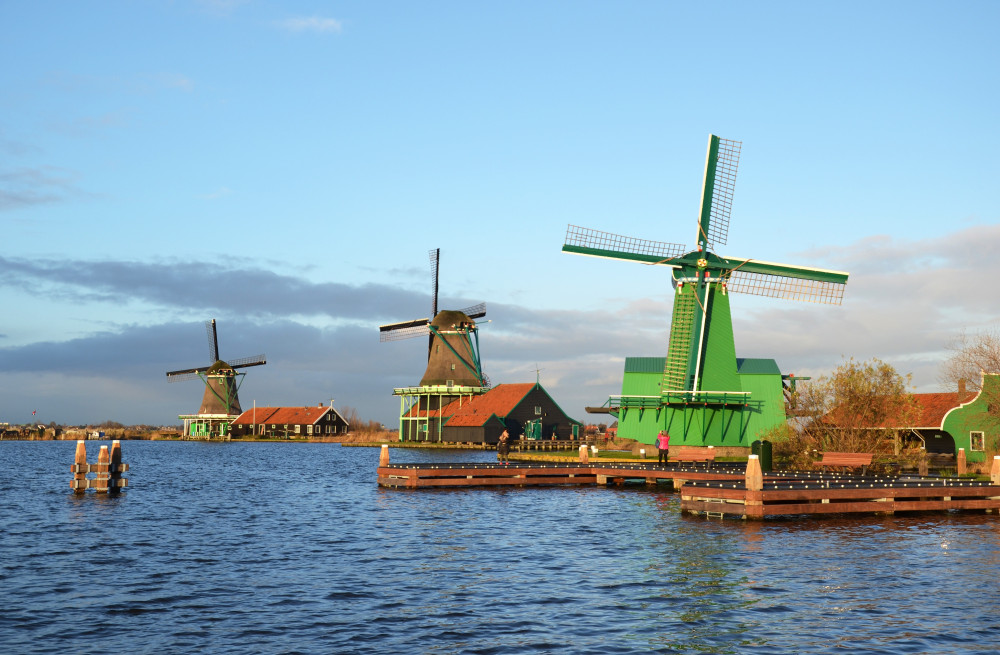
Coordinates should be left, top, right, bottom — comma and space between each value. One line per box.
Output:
70, 440, 129, 494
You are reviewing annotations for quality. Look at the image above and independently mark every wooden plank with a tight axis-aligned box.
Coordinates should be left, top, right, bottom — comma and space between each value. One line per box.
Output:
411, 476, 598, 487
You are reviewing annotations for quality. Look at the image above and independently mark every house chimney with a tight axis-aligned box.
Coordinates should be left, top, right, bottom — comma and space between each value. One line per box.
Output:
958, 378, 967, 395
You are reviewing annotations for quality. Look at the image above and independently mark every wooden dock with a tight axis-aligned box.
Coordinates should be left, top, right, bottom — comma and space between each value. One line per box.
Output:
376, 448, 1000, 519
377, 460, 742, 489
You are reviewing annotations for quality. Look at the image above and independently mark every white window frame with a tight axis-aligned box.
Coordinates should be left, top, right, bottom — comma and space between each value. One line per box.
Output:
970, 431, 985, 452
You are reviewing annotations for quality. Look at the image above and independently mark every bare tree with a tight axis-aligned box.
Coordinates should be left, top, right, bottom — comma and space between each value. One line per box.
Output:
940, 327, 1000, 392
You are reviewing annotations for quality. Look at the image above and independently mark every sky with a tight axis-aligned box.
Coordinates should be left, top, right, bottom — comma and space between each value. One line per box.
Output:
2, 1, 999, 427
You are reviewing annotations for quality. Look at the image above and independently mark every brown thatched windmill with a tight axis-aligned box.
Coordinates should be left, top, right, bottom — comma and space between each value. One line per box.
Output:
379, 248, 488, 388
379, 249, 489, 440
166, 319, 266, 439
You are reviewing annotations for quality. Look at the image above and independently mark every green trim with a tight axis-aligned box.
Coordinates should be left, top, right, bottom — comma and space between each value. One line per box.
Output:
427, 324, 485, 386
508, 382, 584, 427
697, 134, 721, 251
722, 258, 849, 284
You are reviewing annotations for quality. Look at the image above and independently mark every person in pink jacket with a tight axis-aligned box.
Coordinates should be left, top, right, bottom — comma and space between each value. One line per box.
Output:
657, 431, 670, 465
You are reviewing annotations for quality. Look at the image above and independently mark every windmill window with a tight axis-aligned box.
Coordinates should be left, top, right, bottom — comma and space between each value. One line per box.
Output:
535, 406, 542, 415
451, 364, 456, 370
971, 431, 985, 451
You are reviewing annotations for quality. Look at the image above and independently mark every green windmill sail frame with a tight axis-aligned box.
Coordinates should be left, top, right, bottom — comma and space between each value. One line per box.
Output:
563, 134, 849, 444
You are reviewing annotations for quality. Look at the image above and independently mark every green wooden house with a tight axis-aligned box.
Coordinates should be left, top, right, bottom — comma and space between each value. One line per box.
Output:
938, 375, 1000, 463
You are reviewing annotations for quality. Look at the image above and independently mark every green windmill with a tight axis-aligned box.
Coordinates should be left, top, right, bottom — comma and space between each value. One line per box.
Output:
563, 135, 849, 447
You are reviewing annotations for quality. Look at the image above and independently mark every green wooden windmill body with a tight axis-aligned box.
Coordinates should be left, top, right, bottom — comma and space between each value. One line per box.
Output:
564, 135, 849, 447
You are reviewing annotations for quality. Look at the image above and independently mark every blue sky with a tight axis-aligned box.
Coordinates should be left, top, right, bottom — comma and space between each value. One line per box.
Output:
2, 1, 999, 426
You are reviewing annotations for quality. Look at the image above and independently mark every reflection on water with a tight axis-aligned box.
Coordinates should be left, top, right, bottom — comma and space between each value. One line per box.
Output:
1, 441, 999, 654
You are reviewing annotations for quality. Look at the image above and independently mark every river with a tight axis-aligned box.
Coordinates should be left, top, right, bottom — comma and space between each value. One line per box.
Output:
1, 440, 998, 654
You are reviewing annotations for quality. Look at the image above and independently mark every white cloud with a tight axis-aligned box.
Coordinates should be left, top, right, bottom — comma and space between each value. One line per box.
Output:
200, 187, 233, 200
276, 16, 343, 34
156, 73, 194, 92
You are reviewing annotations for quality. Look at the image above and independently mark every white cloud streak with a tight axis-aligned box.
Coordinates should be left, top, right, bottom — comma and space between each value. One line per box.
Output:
276, 16, 343, 34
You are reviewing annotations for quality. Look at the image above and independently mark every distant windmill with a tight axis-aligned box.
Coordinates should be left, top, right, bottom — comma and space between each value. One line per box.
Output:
166, 319, 267, 416
563, 134, 849, 445
379, 248, 489, 388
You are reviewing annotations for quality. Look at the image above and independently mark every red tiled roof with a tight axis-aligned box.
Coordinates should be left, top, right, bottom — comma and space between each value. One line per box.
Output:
403, 398, 463, 419
910, 391, 977, 428
445, 383, 535, 427
232, 406, 332, 426
824, 391, 977, 429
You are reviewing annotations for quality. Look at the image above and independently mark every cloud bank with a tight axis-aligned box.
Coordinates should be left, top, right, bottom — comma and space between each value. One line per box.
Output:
2, 223, 998, 426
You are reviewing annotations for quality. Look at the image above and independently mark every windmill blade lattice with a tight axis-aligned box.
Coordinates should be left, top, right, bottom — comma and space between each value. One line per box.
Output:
702, 137, 741, 250
726, 269, 846, 305
564, 225, 687, 263
459, 302, 487, 319
206, 320, 219, 363
228, 354, 268, 369
380, 320, 430, 342
429, 248, 440, 317
166, 371, 203, 383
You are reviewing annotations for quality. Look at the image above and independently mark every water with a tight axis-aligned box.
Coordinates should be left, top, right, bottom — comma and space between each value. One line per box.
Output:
2, 441, 1000, 654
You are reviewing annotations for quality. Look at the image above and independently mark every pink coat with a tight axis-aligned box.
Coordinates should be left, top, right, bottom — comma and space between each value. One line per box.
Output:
657, 432, 670, 449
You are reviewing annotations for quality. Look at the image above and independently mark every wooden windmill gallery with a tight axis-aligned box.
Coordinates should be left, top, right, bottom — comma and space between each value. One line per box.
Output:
564, 135, 850, 450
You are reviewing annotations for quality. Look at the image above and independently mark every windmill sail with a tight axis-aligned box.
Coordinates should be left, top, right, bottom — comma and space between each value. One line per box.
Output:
727, 268, 846, 305
379, 303, 487, 342
698, 136, 741, 250
562, 133, 850, 397
563, 225, 687, 264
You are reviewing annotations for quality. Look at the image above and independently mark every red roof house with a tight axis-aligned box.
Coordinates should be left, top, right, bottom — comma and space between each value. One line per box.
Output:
230, 404, 349, 439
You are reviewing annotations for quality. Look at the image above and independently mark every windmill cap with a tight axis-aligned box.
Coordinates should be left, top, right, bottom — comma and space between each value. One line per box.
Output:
431, 310, 476, 328
206, 360, 235, 374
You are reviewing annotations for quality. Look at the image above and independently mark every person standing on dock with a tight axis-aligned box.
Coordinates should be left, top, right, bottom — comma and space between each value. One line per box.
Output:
657, 430, 670, 466
498, 429, 510, 465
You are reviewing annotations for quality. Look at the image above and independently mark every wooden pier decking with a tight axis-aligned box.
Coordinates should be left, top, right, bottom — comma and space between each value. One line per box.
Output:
377, 460, 741, 489
376, 448, 1000, 519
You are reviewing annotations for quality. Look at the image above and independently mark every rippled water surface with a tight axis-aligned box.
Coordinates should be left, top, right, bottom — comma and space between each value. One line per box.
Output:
2, 441, 1000, 654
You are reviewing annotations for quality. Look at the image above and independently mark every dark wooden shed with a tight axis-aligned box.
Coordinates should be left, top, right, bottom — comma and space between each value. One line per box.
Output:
439, 382, 581, 444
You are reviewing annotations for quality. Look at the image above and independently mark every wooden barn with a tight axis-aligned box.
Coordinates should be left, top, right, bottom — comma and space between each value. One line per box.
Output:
230, 403, 349, 439
401, 382, 581, 444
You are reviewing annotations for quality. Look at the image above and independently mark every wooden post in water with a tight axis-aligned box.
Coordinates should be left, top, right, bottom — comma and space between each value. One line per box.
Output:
72, 440, 88, 494
991, 456, 1000, 486
745, 454, 764, 519
94, 445, 110, 494
578, 444, 589, 464
957, 448, 966, 476
109, 440, 123, 494
379, 444, 390, 467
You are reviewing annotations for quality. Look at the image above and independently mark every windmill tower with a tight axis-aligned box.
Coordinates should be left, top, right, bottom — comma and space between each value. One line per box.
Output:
379, 248, 488, 441
166, 319, 266, 439
563, 134, 849, 447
